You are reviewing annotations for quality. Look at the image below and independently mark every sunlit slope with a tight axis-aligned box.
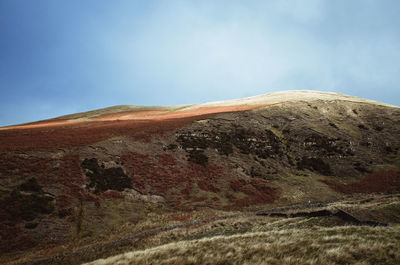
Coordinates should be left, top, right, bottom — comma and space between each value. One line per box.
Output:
2, 90, 397, 130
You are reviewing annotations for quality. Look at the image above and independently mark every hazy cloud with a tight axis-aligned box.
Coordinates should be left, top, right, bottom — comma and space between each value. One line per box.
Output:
0, 0, 399, 125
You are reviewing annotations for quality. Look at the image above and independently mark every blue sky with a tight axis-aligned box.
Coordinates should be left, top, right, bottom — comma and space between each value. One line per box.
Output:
0, 0, 399, 126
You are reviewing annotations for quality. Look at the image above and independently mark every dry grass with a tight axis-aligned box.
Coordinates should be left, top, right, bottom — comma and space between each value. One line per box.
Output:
5, 194, 400, 264
2, 201, 235, 264
80, 195, 400, 264
85, 224, 400, 265
74, 194, 400, 264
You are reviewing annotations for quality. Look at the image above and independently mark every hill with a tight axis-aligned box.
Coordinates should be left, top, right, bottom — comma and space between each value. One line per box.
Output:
1, 90, 400, 264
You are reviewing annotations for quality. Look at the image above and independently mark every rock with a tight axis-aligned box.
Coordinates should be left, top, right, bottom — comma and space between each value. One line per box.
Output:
121, 189, 165, 204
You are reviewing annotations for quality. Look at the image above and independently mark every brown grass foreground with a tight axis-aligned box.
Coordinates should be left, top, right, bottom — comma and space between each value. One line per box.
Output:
5, 194, 400, 264
84, 224, 400, 265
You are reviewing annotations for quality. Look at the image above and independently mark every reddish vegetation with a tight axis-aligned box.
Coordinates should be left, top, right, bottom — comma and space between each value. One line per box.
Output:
0, 153, 98, 209
0, 105, 263, 151
0, 153, 54, 179
0, 152, 101, 254
122, 152, 278, 209
122, 152, 203, 201
4, 118, 71, 128
197, 179, 221, 193
157, 153, 179, 167
101, 190, 122, 199
4, 104, 264, 130
230, 178, 279, 207
56, 195, 73, 209
46, 154, 100, 205
230, 179, 247, 192
0, 224, 36, 253
0, 115, 213, 151
321, 169, 400, 194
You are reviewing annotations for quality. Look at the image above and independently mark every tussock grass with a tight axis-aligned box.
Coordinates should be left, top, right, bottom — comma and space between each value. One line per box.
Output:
85, 222, 400, 265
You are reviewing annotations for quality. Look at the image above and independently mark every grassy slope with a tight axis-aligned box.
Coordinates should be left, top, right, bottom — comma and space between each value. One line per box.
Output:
80, 195, 400, 265
10, 194, 398, 265
86, 219, 400, 265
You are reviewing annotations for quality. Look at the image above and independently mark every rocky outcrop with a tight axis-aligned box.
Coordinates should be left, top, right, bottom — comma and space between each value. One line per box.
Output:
81, 158, 132, 194
121, 189, 165, 204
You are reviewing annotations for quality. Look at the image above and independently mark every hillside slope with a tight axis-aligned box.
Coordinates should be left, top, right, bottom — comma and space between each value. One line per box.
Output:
1, 90, 400, 264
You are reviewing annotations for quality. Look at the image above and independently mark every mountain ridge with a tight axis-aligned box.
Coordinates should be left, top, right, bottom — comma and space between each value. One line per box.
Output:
2, 90, 398, 130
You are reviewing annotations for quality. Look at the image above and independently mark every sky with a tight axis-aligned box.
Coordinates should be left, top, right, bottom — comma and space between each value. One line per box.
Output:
0, 0, 399, 126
